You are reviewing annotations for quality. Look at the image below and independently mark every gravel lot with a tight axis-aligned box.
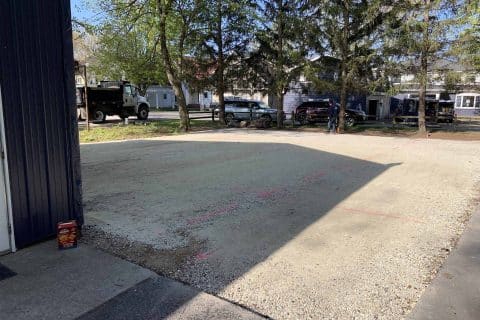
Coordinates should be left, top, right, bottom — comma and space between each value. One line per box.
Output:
81, 129, 480, 319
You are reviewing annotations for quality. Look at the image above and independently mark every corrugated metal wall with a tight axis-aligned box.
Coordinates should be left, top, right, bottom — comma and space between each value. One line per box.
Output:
0, 0, 83, 248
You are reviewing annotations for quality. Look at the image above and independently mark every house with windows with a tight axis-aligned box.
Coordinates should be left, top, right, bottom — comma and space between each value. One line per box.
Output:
455, 93, 480, 117
210, 56, 369, 114
367, 59, 480, 119
391, 59, 480, 96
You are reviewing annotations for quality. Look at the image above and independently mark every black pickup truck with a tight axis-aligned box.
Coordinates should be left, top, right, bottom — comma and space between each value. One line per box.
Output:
295, 100, 368, 127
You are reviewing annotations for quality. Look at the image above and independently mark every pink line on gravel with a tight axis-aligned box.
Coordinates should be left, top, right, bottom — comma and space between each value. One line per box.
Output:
256, 187, 284, 199
194, 250, 216, 261
187, 202, 240, 225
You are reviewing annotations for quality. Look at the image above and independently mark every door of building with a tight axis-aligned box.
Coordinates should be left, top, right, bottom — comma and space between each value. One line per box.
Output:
368, 100, 378, 120
0, 88, 11, 253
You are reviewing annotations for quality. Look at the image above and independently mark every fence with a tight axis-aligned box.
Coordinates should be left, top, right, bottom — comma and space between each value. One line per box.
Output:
187, 109, 293, 126
392, 115, 454, 124
187, 110, 216, 122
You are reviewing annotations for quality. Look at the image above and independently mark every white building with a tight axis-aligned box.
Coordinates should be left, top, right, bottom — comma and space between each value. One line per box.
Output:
146, 86, 176, 109
146, 84, 214, 110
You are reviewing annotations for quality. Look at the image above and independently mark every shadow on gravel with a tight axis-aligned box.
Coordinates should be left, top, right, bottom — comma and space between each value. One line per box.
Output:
79, 139, 399, 319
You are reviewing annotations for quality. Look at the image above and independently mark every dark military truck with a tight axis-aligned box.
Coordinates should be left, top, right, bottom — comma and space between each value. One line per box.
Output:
76, 81, 150, 123
393, 98, 454, 124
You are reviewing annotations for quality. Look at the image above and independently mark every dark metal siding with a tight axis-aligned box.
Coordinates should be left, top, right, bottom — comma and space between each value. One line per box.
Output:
0, 0, 83, 248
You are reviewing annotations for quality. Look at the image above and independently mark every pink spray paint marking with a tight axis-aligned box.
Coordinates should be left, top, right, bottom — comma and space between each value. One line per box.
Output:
194, 250, 216, 261
187, 202, 240, 226
256, 187, 284, 200
339, 206, 425, 224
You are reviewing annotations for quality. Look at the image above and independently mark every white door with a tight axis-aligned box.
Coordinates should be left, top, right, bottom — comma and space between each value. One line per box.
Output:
0, 87, 11, 253
0, 157, 10, 252
123, 85, 135, 107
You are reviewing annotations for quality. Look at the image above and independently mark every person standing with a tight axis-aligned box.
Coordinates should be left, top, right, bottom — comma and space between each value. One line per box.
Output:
327, 99, 339, 133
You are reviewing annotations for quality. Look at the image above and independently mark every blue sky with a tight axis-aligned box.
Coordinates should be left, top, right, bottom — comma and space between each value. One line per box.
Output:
71, 0, 98, 22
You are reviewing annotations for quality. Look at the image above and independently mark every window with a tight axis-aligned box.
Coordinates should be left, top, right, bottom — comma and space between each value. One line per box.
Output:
301, 102, 316, 108
163, 93, 167, 100
408, 100, 416, 113
226, 101, 248, 109
463, 96, 475, 108
258, 102, 270, 109
455, 96, 462, 108
124, 85, 132, 95
203, 92, 208, 99
476, 98, 480, 109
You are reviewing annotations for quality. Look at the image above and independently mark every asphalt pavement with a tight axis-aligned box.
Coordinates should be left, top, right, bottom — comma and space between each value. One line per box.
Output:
409, 205, 480, 320
0, 240, 264, 320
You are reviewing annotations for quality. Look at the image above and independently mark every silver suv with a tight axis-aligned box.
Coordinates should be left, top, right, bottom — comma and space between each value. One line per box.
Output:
216, 100, 282, 124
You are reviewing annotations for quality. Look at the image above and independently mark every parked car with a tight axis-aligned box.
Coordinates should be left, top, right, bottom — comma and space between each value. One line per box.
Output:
215, 99, 284, 124
295, 100, 367, 127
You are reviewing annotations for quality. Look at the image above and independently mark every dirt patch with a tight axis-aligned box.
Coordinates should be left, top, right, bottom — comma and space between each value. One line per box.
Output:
80, 225, 206, 278
426, 130, 480, 141
297, 126, 480, 140
283, 119, 480, 140
351, 128, 418, 138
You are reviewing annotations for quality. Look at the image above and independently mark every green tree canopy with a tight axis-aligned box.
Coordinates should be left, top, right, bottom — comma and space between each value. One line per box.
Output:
454, 1, 480, 72
83, 1, 167, 90
193, 0, 257, 123
383, 0, 461, 133
306, 0, 400, 131
247, 0, 309, 127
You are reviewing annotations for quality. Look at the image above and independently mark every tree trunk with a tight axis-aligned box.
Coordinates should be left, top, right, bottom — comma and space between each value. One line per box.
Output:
171, 79, 189, 130
339, 62, 347, 133
276, 0, 284, 129
216, 0, 225, 124
418, 63, 427, 134
418, 0, 429, 135
218, 87, 225, 123
338, 5, 349, 133
157, 0, 189, 131
277, 92, 284, 127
